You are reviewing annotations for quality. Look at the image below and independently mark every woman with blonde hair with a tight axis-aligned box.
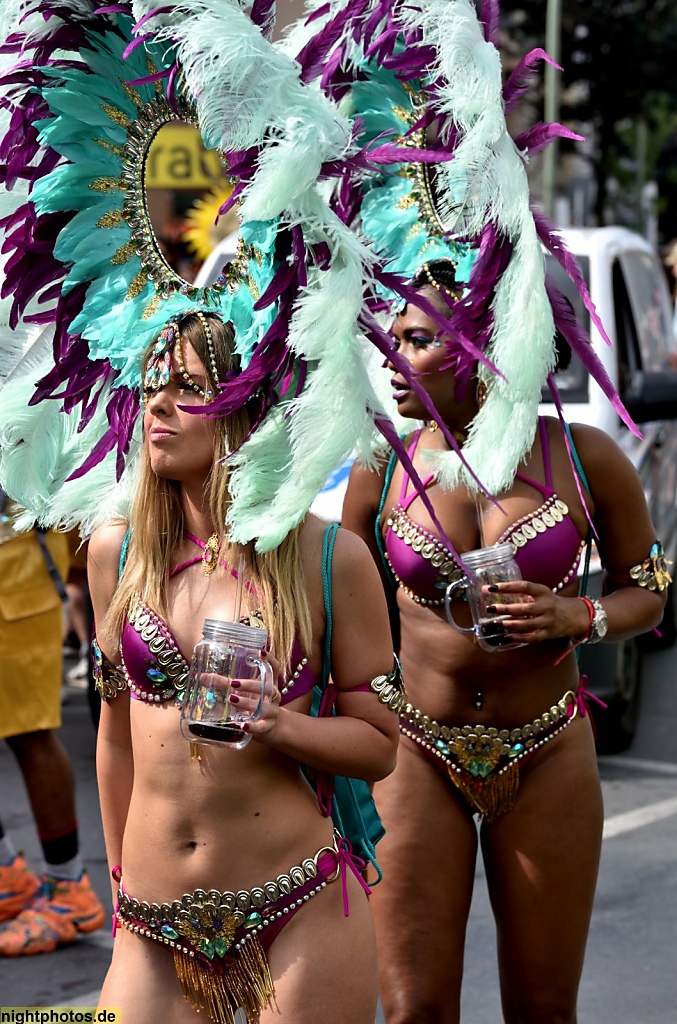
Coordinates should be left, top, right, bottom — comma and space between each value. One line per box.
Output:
88, 310, 400, 1024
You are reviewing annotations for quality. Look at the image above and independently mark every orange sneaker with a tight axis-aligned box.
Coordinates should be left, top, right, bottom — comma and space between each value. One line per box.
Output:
0, 855, 40, 923
0, 871, 106, 956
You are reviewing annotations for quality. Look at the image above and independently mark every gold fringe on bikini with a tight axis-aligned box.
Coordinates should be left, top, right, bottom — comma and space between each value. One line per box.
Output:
173, 934, 274, 1024
447, 759, 520, 824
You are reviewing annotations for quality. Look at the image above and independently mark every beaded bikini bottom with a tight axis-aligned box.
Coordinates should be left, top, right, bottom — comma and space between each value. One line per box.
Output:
399, 689, 579, 823
116, 834, 348, 1024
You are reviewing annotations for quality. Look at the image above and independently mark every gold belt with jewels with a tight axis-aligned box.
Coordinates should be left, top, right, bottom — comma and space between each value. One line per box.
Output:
399, 690, 578, 823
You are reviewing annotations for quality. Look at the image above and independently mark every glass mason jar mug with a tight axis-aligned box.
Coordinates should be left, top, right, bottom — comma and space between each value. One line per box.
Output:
179, 619, 274, 749
444, 542, 526, 652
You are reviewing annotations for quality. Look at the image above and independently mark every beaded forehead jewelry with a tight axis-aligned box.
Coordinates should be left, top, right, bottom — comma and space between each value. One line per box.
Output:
418, 263, 462, 304
143, 311, 219, 402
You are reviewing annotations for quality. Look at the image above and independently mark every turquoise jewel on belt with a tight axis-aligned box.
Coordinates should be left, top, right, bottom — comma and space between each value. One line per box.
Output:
244, 912, 262, 929
509, 743, 524, 758
161, 924, 179, 940
147, 668, 167, 684
212, 936, 229, 956
200, 937, 215, 959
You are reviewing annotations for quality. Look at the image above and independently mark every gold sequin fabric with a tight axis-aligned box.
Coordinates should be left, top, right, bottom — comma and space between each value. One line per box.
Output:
121, 600, 190, 706
370, 659, 407, 713
399, 691, 578, 821
498, 495, 584, 592
385, 505, 464, 606
92, 638, 127, 701
629, 541, 673, 592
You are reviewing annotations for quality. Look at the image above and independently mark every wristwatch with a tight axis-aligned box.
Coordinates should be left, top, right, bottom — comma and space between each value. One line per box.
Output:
586, 598, 608, 644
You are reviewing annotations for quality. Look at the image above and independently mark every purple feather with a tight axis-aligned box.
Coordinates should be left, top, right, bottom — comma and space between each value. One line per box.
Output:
250, 0, 276, 40
546, 373, 598, 538
480, 0, 500, 47
531, 205, 614, 351
503, 48, 562, 114
296, 0, 370, 83
514, 121, 584, 157
545, 278, 639, 436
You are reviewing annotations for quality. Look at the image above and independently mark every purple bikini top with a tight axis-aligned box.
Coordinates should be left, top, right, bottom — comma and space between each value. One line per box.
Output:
119, 554, 317, 706
383, 418, 585, 607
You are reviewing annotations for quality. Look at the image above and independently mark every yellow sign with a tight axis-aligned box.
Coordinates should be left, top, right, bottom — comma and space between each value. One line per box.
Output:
145, 123, 226, 189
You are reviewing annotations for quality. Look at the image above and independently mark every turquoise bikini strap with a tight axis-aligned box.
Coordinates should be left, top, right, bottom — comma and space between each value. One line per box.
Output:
118, 527, 131, 581
564, 421, 591, 493
321, 523, 339, 688
563, 422, 592, 599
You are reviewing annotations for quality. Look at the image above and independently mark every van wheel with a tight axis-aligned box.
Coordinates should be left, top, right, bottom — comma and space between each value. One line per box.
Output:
637, 584, 676, 652
593, 638, 642, 755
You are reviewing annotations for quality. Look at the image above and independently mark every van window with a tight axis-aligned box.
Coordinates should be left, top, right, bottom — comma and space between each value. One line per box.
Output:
617, 250, 674, 371
541, 254, 590, 403
612, 259, 641, 393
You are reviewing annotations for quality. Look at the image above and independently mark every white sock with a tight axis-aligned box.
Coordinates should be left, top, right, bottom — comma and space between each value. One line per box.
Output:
45, 853, 83, 881
0, 835, 17, 866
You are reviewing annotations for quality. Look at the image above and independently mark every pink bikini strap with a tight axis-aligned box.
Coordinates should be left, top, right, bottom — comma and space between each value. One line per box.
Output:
169, 555, 202, 577
336, 835, 371, 917
539, 416, 554, 488
399, 429, 435, 509
513, 418, 551, 497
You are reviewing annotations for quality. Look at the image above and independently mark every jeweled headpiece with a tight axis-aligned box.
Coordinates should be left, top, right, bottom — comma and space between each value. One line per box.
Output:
143, 311, 220, 401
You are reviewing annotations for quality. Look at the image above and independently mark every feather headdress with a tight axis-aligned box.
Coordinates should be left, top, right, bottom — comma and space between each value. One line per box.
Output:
0, 0, 404, 548
285, 0, 638, 494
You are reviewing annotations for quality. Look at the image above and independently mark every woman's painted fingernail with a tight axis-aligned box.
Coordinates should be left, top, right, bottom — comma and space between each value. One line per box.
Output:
229, 694, 240, 704
488, 585, 499, 592
230, 680, 241, 688
486, 604, 498, 614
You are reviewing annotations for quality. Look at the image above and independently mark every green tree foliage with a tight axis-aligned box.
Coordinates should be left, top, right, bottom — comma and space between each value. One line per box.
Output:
498, 0, 677, 229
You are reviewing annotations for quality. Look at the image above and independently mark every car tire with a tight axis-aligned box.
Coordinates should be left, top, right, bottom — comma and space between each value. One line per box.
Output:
636, 583, 677, 652
593, 638, 642, 755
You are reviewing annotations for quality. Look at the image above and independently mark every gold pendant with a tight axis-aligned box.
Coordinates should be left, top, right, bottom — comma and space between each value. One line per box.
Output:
202, 533, 220, 577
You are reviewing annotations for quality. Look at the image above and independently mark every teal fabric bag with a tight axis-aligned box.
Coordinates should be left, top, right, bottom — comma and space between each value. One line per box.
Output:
307, 523, 385, 882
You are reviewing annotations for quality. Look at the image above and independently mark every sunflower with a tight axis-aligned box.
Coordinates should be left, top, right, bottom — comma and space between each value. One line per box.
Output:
183, 186, 240, 264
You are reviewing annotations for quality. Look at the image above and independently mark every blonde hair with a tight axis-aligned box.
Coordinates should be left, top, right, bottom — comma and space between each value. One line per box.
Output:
104, 312, 311, 672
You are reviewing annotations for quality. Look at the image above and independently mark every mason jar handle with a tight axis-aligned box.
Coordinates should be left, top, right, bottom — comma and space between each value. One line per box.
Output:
246, 655, 274, 722
444, 577, 475, 634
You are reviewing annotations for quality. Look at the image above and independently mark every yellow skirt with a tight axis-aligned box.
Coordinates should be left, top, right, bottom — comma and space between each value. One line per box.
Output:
0, 529, 70, 739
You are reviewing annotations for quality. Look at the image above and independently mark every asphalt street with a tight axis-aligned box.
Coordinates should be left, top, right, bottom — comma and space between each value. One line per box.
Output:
1, 643, 676, 1022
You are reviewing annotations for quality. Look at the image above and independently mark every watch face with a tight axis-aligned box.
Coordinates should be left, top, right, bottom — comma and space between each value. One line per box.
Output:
596, 607, 609, 639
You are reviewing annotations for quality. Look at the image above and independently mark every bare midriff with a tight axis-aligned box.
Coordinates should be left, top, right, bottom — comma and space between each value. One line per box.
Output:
396, 587, 582, 728
120, 699, 334, 904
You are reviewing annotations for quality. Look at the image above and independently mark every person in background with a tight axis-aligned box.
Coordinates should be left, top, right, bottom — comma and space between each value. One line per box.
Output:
62, 529, 91, 685
0, 491, 105, 955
